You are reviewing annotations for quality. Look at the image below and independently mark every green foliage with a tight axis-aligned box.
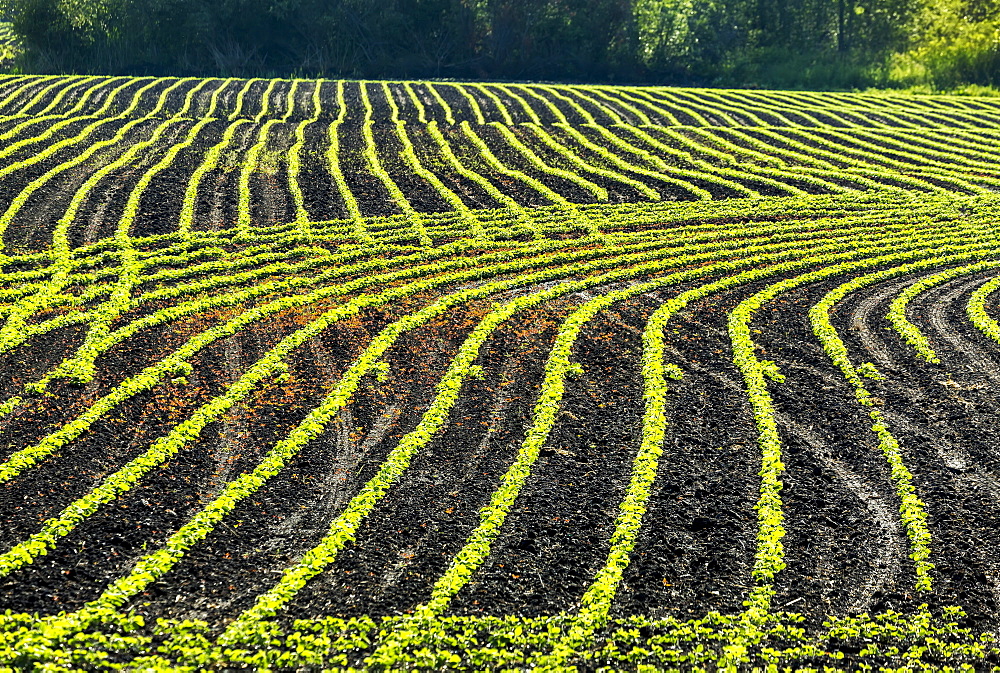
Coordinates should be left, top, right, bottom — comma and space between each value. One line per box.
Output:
0, 0, 993, 89
890, 0, 1000, 89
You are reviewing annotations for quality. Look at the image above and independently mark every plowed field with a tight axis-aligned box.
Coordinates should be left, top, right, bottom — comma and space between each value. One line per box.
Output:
1, 77, 1000, 670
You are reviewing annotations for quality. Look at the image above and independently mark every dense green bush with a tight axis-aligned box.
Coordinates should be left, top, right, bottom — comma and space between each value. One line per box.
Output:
1, 0, 998, 88
891, 0, 1000, 89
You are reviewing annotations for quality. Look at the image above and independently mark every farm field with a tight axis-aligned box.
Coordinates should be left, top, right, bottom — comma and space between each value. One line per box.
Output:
1, 75, 1000, 670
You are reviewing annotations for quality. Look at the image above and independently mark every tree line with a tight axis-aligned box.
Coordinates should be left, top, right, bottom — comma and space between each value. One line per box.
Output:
1, 0, 997, 89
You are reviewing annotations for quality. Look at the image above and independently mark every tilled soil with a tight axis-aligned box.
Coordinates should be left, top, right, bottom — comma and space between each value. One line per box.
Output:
5, 79, 1000, 672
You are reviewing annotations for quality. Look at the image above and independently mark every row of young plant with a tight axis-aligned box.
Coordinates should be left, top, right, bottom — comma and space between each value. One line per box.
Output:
0, 78, 168, 231
764, 126, 979, 193
648, 125, 878, 194
656, 125, 943, 195
701, 87, 968, 129
400, 82, 429, 124
1, 215, 944, 640
0, 186, 916, 294
529, 250, 914, 667
0, 75, 95, 120
687, 89, 790, 126
235, 189, 969, 260
213, 248, 823, 661
0, 192, 968, 400
0, 75, 47, 110
0, 227, 332, 315
381, 81, 484, 239
653, 90, 747, 126
707, 125, 946, 194
0, 112, 153, 241
725, 89, 908, 127
494, 85, 550, 125
356, 83, 432, 246
844, 126, 1000, 174
3, 82, 996, 257
449, 83, 489, 125
824, 91, 1000, 127
94, 197, 900, 380
0, 236, 227, 312
58, 218, 940, 664
364, 234, 921, 670
783, 127, 995, 194
967, 272, 1000, 350
238, 226, 911, 663
715, 230, 998, 670
676, 89, 810, 127
424, 82, 457, 125
539, 219, 1000, 669
0, 192, 849, 384
235, 119, 281, 235
224, 78, 260, 121
0, 76, 308, 254
40, 115, 237, 388
544, 85, 625, 126
0, 241, 435, 416
195, 215, 984, 664
904, 128, 1000, 163
4, 599, 993, 670
476, 122, 606, 203
0, 226, 795, 527
0, 236, 540, 438
0, 189, 950, 293
641, 86, 993, 130
0, 80, 270, 255
0, 78, 104, 154
424, 122, 542, 239
0, 239, 493, 468
359, 196, 958, 290
203, 218, 968, 652
169, 78, 216, 120
368, 109, 992, 217
0, 232, 810, 656
0, 71, 327, 350
455, 121, 570, 214
3, 203, 996, 668
0, 80, 307, 252
887, 260, 1000, 362
0, 190, 956, 314
8, 76, 1000, 129
322, 81, 376, 244
545, 88, 811, 197
524, 122, 666, 200
594, 86, 674, 125
805, 246, 1000, 594
536, 87, 776, 199
470, 83, 515, 125
613, 87, 692, 125
286, 81, 324, 230
176, 120, 251, 235
582, 122, 780, 197
0, 225, 829, 337
0, 192, 739, 311
0, 116, 201, 355
0, 81, 236, 349
15, 220, 693, 392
